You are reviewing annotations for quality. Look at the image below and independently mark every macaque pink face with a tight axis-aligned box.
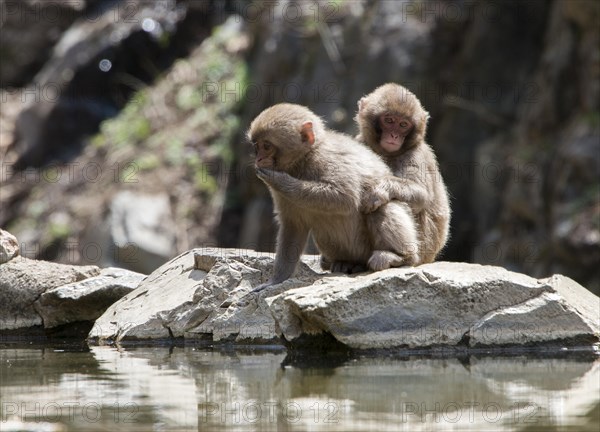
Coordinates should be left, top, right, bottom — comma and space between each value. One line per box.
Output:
378, 114, 413, 153
253, 140, 276, 168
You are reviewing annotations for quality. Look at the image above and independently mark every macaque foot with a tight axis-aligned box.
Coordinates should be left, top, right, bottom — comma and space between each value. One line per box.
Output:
367, 250, 410, 271
331, 261, 368, 274
320, 255, 332, 271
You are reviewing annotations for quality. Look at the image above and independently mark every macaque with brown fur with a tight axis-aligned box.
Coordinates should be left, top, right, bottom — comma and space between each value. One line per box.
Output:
249, 103, 419, 291
356, 83, 451, 263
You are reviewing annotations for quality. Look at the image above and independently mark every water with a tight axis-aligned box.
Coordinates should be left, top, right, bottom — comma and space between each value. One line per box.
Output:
0, 343, 598, 431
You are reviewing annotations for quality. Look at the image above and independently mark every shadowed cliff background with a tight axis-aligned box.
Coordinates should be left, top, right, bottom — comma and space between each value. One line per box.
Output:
1, 0, 598, 293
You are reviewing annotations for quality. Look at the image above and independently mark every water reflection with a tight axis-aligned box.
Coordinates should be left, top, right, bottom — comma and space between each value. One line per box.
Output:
0, 344, 598, 431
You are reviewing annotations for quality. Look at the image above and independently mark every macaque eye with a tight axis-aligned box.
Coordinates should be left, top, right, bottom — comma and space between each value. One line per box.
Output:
384, 117, 394, 124
263, 141, 272, 151
400, 121, 409, 128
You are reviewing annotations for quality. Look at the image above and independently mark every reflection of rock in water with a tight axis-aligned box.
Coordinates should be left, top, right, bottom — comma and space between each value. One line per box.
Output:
1, 346, 598, 431
281, 333, 351, 369
89, 347, 599, 432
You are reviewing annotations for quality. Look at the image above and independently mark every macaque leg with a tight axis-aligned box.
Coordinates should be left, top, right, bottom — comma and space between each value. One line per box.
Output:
253, 221, 309, 292
367, 201, 419, 271
368, 251, 407, 271
320, 255, 332, 271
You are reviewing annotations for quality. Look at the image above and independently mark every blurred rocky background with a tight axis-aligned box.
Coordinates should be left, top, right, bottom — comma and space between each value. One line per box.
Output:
1, 0, 598, 293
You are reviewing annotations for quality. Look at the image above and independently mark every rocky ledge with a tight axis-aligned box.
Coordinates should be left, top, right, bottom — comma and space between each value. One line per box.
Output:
0, 256, 144, 334
1, 234, 598, 349
85, 248, 600, 350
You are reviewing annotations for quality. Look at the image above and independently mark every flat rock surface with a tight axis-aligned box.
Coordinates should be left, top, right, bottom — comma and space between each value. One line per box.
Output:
89, 249, 600, 350
268, 263, 599, 349
88, 249, 322, 342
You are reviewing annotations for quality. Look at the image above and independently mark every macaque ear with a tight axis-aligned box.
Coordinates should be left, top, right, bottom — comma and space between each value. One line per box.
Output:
358, 97, 367, 112
300, 121, 315, 145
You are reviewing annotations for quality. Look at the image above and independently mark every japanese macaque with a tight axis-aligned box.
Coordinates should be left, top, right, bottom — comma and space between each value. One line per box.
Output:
249, 103, 419, 291
356, 83, 451, 263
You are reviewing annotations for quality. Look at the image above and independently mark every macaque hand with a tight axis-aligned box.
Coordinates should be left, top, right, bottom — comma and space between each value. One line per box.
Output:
256, 167, 297, 191
251, 281, 274, 293
220, 281, 275, 308
361, 188, 390, 213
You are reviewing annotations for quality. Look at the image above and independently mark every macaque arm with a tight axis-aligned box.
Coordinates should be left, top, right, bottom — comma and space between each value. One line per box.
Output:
252, 220, 309, 292
382, 176, 427, 210
272, 221, 309, 283
257, 168, 355, 214
362, 175, 427, 214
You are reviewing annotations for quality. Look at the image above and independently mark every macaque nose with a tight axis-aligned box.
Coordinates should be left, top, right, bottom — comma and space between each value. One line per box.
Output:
391, 132, 399, 139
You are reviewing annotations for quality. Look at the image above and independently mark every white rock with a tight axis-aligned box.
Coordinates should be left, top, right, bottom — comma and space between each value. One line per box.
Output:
88, 250, 600, 350
88, 249, 321, 342
269, 262, 599, 349
34, 267, 145, 328
0, 257, 99, 330
0, 229, 19, 264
